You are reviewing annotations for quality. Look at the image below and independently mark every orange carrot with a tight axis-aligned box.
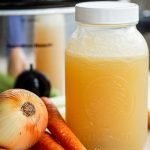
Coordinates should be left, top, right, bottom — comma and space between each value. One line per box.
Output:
31, 132, 64, 150
42, 97, 87, 150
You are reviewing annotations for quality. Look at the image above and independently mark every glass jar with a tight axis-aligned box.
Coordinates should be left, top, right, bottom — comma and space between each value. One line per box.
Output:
34, 14, 65, 95
65, 2, 149, 150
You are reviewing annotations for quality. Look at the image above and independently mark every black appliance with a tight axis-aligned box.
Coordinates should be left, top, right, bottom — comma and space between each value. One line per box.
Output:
0, 0, 116, 9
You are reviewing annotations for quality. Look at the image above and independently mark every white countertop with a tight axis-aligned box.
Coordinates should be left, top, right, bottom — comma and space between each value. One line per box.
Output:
0, 7, 75, 16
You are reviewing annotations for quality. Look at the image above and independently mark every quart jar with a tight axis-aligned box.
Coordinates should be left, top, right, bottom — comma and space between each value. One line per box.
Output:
65, 2, 149, 150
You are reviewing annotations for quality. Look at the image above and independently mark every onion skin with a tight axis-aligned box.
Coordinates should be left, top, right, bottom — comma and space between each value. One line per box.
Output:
0, 89, 48, 150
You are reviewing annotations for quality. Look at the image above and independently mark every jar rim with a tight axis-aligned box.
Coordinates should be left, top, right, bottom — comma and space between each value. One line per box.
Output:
76, 22, 138, 28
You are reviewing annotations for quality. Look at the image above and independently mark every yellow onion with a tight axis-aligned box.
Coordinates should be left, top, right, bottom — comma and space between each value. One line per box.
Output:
0, 89, 48, 150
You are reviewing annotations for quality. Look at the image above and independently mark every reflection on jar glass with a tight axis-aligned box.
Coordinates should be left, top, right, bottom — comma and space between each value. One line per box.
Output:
34, 14, 65, 95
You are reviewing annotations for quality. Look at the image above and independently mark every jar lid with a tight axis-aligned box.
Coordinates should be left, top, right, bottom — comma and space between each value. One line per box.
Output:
75, 1, 139, 24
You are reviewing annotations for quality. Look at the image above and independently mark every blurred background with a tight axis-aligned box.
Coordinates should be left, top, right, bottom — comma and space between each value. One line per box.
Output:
0, 0, 150, 97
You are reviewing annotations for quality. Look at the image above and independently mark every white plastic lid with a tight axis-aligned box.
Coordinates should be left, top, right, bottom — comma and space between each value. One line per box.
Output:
75, 1, 139, 24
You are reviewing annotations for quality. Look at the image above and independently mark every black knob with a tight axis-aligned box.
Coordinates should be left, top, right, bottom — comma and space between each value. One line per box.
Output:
14, 64, 51, 97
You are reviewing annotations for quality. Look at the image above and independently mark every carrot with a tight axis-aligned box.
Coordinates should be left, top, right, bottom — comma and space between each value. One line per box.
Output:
42, 97, 87, 150
148, 112, 150, 129
31, 132, 64, 150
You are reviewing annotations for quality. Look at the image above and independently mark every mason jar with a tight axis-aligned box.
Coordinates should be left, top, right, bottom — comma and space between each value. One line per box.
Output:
65, 2, 149, 150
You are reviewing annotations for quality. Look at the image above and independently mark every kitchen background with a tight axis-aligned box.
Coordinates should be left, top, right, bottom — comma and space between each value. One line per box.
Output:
0, 0, 150, 97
